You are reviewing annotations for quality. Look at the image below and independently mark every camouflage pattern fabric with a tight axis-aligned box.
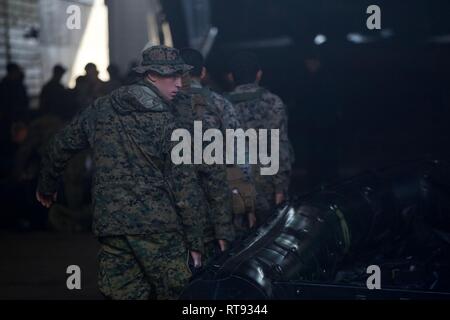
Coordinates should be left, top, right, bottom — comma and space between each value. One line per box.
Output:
189, 79, 241, 132
38, 78, 205, 253
133, 45, 193, 76
227, 83, 293, 223
173, 78, 238, 246
98, 231, 191, 300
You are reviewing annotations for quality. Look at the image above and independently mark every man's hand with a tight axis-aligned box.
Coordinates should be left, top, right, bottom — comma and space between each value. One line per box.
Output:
275, 192, 285, 205
36, 190, 57, 208
190, 250, 202, 268
218, 239, 228, 252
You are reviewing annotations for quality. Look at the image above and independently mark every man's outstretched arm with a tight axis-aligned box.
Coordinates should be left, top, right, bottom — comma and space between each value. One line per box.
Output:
37, 105, 94, 207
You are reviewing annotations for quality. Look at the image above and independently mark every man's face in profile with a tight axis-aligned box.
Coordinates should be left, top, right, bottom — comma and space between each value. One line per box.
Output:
147, 73, 182, 101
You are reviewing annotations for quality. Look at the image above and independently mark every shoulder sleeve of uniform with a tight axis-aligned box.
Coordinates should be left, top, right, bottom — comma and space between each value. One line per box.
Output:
263, 90, 286, 112
211, 92, 241, 130
115, 84, 166, 113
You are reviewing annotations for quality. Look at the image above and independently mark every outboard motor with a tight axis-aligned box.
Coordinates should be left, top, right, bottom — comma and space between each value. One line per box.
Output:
181, 159, 450, 299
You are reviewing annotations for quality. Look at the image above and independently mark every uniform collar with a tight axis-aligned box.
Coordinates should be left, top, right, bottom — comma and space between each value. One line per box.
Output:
190, 78, 203, 89
138, 77, 173, 106
233, 82, 260, 93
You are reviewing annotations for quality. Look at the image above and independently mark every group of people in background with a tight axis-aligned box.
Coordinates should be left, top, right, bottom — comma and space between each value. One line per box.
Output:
0, 61, 135, 232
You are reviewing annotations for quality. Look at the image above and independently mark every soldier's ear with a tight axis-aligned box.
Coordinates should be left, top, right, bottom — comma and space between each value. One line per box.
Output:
200, 67, 207, 80
146, 72, 158, 83
256, 70, 263, 84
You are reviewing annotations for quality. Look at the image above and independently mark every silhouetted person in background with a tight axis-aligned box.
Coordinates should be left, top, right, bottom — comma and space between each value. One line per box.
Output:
75, 63, 106, 108
103, 64, 123, 93
0, 63, 29, 125
0, 63, 29, 179
39, 65, 71, 120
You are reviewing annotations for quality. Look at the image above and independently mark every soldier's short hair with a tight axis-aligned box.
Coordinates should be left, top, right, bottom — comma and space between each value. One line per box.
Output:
228, 52, 261, 86
180, 48, 204, 78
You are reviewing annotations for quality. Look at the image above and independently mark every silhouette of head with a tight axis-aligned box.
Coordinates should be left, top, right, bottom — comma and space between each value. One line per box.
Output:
6, 63, 24, 81
85, 63, 99, 79
180, 48, 205, 79
52, 64, 66, 81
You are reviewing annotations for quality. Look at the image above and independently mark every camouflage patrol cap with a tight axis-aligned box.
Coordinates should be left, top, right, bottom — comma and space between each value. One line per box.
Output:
133, 45, 193, 76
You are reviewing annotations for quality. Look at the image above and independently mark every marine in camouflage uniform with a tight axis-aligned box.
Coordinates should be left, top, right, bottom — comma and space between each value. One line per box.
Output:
174, 48, 239, 265
227, 52, 293, 226
36, 46, 206, 300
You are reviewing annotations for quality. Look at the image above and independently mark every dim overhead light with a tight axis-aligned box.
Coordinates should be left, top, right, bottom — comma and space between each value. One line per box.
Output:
347, 33, 365, 43
314, 34, 327, 45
